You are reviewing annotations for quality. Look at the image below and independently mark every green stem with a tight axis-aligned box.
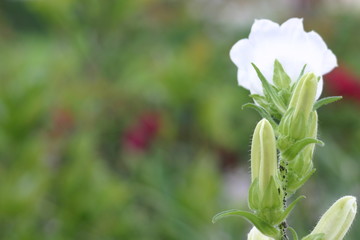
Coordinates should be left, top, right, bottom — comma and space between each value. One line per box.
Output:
279, 222, 289, 240
279, 157, 289, 239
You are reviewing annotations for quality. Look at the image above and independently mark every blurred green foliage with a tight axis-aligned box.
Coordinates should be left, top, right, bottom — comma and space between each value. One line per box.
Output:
0, 0, 359, 239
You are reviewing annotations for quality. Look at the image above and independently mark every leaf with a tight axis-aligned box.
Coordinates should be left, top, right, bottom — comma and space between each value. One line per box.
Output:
288, 227, 299, 240
275, 195, 305, 225
282, 138, 324, 160
212, 210, 280, 238
251, 63, 286, 114
313, 96, 342, 110
302, 233, 325, 240
249, 94, 269, 108
242, 103, 277, 128
273, 59, 291, 89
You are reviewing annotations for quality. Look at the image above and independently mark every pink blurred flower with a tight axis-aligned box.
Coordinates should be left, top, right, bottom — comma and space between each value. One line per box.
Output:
123, 112, 161, 151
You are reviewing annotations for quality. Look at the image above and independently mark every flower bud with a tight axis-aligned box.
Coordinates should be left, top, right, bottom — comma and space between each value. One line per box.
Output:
249, 119, 283, 224
305, 110, 318, 155
289, 73, 317, 117
309, 196, 357, 240
279, 73, 318, 141
287, 111, 318, 194
251, 119, 277, 196
247, 227, 274, 240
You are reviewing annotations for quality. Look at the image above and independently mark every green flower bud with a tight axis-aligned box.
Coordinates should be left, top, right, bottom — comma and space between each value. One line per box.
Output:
251, 119, 278, 196
304, 110, 318, 159
289, 73, 317, 119
249, 119, 283, 224
279, 73, 318, 142
287, 111, 318, 194
247, 227, 274, 240
309, 196, 357, 240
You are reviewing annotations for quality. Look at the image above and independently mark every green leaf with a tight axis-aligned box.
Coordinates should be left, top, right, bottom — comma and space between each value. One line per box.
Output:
313, 96, 342, 110
273, 59, 291, 89
251, 63, 286, 114
288, 227, 299, 240
212, 210, 280, 238
302, 233, 325, 240
242, 103, 277, 128
275, 195, 305, 225
282, 138, 324, 160
249, 94, 269, 108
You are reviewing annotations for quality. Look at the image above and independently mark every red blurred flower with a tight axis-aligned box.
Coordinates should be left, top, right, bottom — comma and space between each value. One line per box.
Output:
122, 112, 161, 151
325, 67, 360, 102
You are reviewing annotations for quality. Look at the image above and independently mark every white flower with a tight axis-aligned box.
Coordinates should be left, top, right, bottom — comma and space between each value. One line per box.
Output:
247, 227, 274, 240
230, 18, 337, 99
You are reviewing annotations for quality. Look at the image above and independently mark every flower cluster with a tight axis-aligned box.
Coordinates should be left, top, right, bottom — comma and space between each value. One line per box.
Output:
213, 18, 357, 240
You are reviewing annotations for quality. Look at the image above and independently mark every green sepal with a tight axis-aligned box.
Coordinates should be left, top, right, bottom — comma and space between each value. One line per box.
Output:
279, 89, 292, 108
258, 177, 284, 225
289, 64, 307, 94
275, 195, 306, 225
249, 94, 281, 119
252, 63, 286, 114
250, 94, 269, 107
287, 169, 316, 195
242, 103, 277, 129
273, 59, 291, 89
289, 112, 307, 140
282, 138, 324, 161
248, 178, 260, 210
289, 227, 299, 240
262, 176, 282, 210
302, 233, 325, 240
212, 210, 280, 238
278, 108, 294, 137
296, 64, 307, 82
313, 96, 342, 110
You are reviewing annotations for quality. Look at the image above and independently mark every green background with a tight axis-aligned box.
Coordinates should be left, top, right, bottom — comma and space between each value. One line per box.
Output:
0, 0, 359, 239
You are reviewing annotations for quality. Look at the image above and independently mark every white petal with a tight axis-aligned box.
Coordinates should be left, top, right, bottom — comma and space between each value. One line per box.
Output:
316, 77, 324, 99
237, 69, 251, 90
247, 227, 274, 240
249, 19, 280, 42
230, 39, 253, 68
321, 49, 338, 74
230, 18, 337, 100
249, 70, 264, 96
280, 18, 304, 36
307, 31, 327, 52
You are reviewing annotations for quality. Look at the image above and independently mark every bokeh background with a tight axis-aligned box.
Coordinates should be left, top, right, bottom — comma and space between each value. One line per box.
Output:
0, 0, 359, 239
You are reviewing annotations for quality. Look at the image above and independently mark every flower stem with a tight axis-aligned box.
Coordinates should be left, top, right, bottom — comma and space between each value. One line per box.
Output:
279, 158, 289, 239
279, 221, 289, 240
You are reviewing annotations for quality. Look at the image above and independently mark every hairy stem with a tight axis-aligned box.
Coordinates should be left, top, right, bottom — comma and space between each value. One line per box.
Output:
279, 222, 289, 240
279, 158, 289, 239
